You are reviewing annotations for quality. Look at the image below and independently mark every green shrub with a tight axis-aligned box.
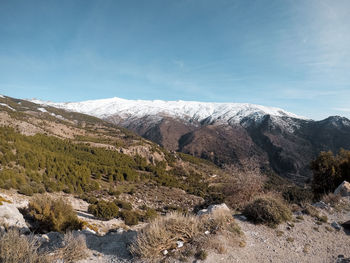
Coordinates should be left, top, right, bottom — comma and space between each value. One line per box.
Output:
310, 150, 350, 197
88, 200, 119, 220
18, 185, 34, 196
27, 195, 82, 233
119, 210, 139, 226
282, 186, 313, 205
81, 195, 98, 205
243, 197, 292, 227
114, 199, 132, 210
142, 208, 157, 222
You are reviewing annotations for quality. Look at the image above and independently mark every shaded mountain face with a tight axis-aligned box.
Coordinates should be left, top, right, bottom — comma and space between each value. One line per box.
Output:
31, 97, 350, 184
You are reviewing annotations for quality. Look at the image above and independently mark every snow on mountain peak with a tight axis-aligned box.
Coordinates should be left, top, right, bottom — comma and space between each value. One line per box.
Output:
30, 97, 306, 124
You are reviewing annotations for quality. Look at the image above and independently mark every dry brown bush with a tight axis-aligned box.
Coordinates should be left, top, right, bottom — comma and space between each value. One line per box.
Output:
223, 161, 266, 210
130, 209, 244, 261
54, 232, 89, 263
200, 209, 241, 236
0, 229, 48, 263
129, 212, 200, 261
27, 195, 82, 233
322, 193, 341, 206
243, 196, 292, 227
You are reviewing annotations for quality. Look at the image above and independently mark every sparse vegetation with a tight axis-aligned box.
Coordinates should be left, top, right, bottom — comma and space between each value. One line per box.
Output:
88, 200, 119, 220
129, 212, 200, 260
194, 249, 208, 260
243, 196, 292, 227
141, 207, 158, 222
119, 210, 139, 226
130, 208, 242, 261
55, 232, 88, 263
311, 150, 350, 198
282, 186, 313, 205
27, 195, 82, 233
114, 199, 132, 210
303, 204, 327, 223
0, 228, 48, 263
223, 163, 265, 210
322, 193, 341, 207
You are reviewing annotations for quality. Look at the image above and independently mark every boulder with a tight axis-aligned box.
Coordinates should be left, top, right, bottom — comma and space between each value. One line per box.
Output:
334, 181, 350, 197
197, 203, 230, 216
0, 203, 29, 233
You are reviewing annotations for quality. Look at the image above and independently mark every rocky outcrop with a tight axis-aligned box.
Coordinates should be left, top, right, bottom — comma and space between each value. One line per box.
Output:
334, 181, 350, 197
0, 203, 29, 232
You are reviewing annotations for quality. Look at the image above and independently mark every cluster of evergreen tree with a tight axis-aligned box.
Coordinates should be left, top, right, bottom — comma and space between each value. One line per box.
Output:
0, 127, 209, 197
311, 149, 350, 197
0, 127, 146, 194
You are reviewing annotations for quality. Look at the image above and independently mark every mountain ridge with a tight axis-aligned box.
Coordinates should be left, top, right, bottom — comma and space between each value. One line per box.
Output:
30, 97, 308, 123
25, 96, 350, 183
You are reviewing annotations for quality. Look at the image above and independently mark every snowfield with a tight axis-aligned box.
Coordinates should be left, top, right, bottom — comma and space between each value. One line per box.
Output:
31, 97, 307, 125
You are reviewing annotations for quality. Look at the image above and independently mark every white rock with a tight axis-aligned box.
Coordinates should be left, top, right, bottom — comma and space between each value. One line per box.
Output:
41, 234, 49, 241
176, 241, 184, 248
163, 250, 168, 255
334, 181, 350, 197
197, 203, 230, 216
0, 203, 29, 232
205, 230, 210, 235
85, 227, 96, 234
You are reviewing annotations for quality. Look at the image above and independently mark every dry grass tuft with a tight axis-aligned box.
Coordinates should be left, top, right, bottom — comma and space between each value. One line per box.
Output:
129, 212, 200, 260
200, 209, 242, 236
0, 229, 48, 263
130, 209, 244, 261
322, 193, 340, 206
303, 205, 328, 223
54, 232, 89, 263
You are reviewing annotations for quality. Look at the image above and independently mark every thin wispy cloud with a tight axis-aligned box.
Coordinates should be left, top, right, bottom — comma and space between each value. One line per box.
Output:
333, 108, 350, 113
0, 0, 349, 120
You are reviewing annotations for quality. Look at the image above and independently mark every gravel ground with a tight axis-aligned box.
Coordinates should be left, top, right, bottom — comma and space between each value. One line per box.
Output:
206, 210, 350, 263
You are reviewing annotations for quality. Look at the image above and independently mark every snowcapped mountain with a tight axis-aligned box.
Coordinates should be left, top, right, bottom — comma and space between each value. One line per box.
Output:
30, 97, 350, 184
31, 97, 306, 125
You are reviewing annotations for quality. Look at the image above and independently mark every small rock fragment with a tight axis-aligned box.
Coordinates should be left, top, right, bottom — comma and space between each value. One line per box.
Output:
176, 241, 184, 248
331, 221, 342, 231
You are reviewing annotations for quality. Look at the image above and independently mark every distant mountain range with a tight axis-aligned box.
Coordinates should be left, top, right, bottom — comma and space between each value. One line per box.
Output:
32, 97, 350, 184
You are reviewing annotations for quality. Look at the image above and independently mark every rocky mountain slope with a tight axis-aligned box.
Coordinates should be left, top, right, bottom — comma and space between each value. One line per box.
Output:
0, 95, 223, 212
32, 97, 350, 183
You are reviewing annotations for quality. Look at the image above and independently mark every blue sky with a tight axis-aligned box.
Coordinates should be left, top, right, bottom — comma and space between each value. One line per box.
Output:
0, 0, 350, 120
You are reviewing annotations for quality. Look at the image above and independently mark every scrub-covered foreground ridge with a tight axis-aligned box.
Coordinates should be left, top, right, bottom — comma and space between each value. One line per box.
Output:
0, 94, 349, 263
